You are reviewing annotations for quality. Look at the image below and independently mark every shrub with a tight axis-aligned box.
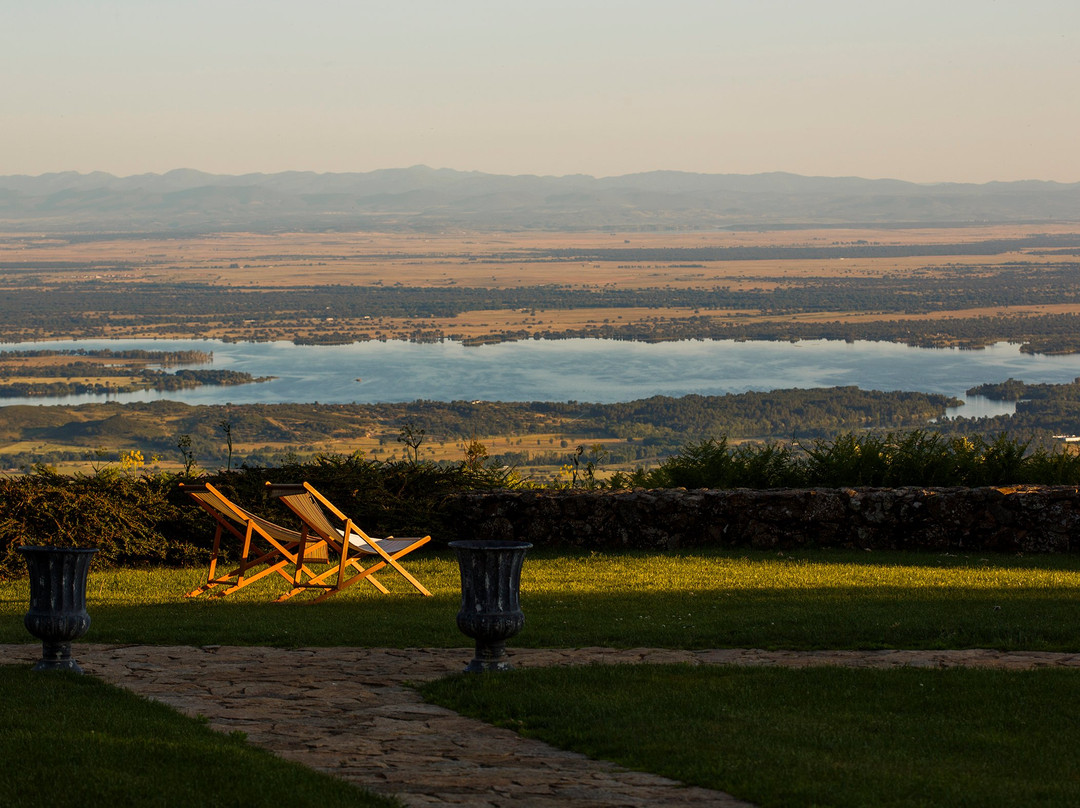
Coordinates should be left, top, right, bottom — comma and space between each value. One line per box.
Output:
0, 468, 205, 579
0, 452, 524, 580
610, 431, 1080, 490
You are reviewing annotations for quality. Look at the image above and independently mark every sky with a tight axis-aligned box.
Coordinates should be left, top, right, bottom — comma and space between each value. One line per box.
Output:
3, 0, 1079, 183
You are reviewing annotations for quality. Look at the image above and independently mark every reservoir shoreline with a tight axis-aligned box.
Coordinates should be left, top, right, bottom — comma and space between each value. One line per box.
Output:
0, 337, 1076, 416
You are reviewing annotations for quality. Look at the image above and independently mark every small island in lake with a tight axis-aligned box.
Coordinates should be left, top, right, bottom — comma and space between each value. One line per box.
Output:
0, 349, 273, 397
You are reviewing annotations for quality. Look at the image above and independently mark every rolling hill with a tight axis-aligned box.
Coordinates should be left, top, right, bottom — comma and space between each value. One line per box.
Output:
2, 167, 1079, 233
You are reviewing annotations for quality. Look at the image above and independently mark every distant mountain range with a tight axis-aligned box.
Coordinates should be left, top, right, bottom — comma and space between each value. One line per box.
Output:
1, 167, 1079, 233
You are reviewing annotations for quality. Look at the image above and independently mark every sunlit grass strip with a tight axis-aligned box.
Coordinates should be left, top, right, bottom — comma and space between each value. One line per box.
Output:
528, 550, 1080, 592
0, 666, 395, 808
2, 549, 1079, 650
8, 549, 1080, 604
421, 665, 1080, 808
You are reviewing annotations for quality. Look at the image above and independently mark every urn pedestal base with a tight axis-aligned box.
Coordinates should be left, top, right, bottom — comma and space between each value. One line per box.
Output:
465, 641, 513, 674
35, 641, 85, 674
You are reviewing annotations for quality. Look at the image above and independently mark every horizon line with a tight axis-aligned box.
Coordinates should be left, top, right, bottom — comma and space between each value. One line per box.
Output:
4, 166, 1077, 188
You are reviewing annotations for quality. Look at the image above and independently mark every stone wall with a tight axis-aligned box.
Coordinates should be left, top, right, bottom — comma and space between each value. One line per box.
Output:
443, 486, 1080, 553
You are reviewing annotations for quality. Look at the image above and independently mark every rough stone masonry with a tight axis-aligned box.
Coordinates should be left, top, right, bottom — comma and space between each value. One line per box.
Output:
445, 486, 1080, 553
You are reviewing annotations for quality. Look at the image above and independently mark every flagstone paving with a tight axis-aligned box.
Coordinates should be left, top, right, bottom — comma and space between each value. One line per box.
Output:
5, 644, 1080, 807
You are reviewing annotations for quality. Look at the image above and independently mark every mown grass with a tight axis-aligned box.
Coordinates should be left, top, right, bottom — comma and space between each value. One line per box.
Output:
421, 664, 1080, 808
2, 549, 1079, 650
0, 665, 396, 808
6, 549, 1080, 808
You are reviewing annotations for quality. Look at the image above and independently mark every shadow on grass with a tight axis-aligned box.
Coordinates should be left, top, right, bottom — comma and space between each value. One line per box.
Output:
0, 665, 395, 808
421, 665, 1080, 808
3, 548, 1078, 649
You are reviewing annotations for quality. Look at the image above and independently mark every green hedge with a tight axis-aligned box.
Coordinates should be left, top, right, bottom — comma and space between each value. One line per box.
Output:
612, 431, 1080, 489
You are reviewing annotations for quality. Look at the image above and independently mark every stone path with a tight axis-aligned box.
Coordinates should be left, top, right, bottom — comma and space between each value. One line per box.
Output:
4, 644, 1080, 807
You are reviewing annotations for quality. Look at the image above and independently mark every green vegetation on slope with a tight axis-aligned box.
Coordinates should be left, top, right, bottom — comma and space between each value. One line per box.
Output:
3, 376, 1080, 473
0, 385, 996, 471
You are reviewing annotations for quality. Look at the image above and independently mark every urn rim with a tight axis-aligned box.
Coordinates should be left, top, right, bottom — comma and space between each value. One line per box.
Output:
448, 540, 533, 551
17, 545, 99, 555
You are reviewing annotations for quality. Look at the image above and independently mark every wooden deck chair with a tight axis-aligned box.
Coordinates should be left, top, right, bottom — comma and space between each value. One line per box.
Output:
182, 482, 329, 599
267, 482, 432, 603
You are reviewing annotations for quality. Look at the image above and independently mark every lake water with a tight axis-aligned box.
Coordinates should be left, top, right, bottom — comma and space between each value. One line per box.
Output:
4, 337, 1080, 417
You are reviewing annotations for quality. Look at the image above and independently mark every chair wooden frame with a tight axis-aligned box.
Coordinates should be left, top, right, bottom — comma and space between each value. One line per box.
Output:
181, 482, 328, 599
267, 482, 432, 604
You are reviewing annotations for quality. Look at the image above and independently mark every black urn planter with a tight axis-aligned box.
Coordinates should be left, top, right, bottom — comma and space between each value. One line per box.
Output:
449, 540, 531, 673
18, 546, 97, 674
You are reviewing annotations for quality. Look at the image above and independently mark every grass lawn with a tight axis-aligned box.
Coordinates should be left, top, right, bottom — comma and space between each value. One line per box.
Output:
4, 548, 1080, 807
422, 664, 1080, 808
0, 665, 396, 808
2, 548, 1079, 650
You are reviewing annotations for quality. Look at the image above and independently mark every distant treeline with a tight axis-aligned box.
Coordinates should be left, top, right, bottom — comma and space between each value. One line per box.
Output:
538, 236, 1080, 262
0, 261, 1077, 320
967, 378, 1080, 403
936, 378, 1080, 439
0, 386, 996, 471
0, 349, 211, 364
5, 379, 1080, 472
3, 261, 1080, 351
462, 312, 1080, 354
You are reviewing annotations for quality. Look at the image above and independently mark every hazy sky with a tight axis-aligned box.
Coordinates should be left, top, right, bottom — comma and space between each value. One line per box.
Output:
3, 0, 1078, 182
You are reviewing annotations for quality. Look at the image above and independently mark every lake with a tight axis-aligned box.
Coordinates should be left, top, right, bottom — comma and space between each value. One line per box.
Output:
4, 337, 1080, 417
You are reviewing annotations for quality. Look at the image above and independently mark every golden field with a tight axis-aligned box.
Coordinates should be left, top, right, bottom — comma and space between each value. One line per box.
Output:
2, 223, 1079, 344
